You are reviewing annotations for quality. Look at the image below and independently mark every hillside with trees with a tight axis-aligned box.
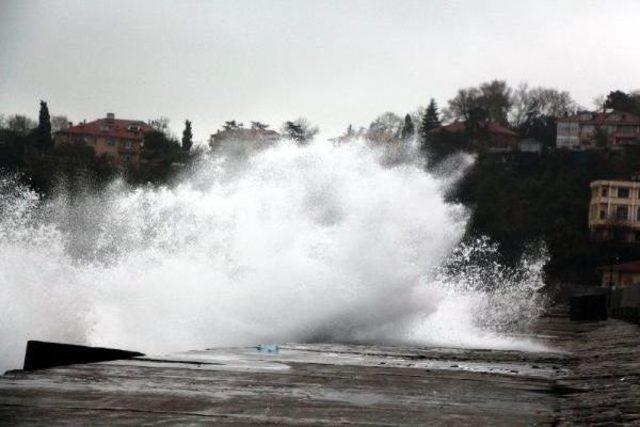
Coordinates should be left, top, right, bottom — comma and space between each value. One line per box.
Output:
2, 83, 640, 287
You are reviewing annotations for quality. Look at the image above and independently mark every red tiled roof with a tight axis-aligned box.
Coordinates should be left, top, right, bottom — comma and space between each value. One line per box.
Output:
558, 111, 640, 125
438, 120, 518, 137
59, 118, 153, 140
598, 260, 640, 273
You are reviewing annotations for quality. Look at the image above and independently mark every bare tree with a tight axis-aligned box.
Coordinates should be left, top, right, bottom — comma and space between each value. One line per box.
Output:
51, 115, 70, 133
444, 88, 481, 121
148, 116, 171, 134
367, 112, 404, 142
7, 115, 37, 136
509, 84, 576, 128
592, 94, 606, 111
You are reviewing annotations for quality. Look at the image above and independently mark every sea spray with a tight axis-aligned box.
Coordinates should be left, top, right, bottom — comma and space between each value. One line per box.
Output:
0, 138, 547, 373
408, 237, 549, 351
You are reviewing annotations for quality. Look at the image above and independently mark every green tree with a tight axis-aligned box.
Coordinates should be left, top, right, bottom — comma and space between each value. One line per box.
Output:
181, 120, 193, 152
37, 101, 52, 150
282, 117, 318, 143
223, 120, 243, 131
135, 130, 181, 184
604, 90, 640, 115
478, 80, 512, 125
400, 114, 414, 141
251, 121, 269, 130
419, 99, 441, 144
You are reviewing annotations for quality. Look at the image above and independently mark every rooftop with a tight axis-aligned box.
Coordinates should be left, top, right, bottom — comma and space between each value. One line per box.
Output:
438, 120, 518, 137
558, 110, 640, 125
590, 179, 640, 188
58, 114, 153, 140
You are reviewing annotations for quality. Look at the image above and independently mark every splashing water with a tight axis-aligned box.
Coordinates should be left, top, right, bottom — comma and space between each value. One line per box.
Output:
0, 139, 547, 373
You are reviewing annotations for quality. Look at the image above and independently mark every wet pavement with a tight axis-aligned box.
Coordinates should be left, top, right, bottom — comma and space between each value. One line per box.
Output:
0, 310, 638, 425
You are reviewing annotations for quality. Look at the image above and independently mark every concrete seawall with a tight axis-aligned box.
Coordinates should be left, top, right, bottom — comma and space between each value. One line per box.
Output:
0, 310, 638, 425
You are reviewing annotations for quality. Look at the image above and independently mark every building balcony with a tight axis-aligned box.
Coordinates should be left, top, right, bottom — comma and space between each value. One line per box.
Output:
589, 218, 640, 230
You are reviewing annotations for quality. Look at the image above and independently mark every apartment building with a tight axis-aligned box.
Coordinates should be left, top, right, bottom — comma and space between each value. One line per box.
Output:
589, 179, 640, 242
54, 113, 153, 167
557, 110, 640, 150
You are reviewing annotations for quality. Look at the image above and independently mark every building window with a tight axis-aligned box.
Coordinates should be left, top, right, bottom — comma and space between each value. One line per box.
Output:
600, 210, 606, 220
616, 206, 629, 220
601, 187, 608, 197
618, 187, 630, 198
637, 206, 640, 221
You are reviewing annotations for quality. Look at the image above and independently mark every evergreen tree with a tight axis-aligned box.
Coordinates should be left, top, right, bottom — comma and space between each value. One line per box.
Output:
282, 118, 318, 143
182, 120, 193, 152
419, 99, 441, 143
37, 100, 52, 150
223, 120, 243, 131
251, 121, 269, 130
346, 124, 354, 136
400, 114, 414, 140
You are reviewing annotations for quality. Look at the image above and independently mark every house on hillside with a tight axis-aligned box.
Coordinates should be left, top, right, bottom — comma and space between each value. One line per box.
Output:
556, 110, 640, 150
435, 120, 519, 153
54, 113, 153, 167
208, 127, 280, 151
589, 179, 640, 242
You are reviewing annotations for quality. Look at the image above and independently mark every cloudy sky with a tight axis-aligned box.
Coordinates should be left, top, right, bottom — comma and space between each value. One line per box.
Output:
1, 0, 639, 141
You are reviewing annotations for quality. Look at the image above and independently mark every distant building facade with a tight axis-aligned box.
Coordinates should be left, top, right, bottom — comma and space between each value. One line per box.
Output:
599, 260, 640, 288
54, 113, 153, 167
556, 110, 640, 150
209, 127, 280, 151
589, 179, 640, 242
436, 121, 519, 152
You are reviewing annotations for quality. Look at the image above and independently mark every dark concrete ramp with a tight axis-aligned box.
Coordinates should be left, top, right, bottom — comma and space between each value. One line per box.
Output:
0, 312, 639, 425
22, 341, 144, 371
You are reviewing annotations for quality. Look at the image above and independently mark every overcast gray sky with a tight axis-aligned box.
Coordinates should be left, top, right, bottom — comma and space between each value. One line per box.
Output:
1, 0, 640, 141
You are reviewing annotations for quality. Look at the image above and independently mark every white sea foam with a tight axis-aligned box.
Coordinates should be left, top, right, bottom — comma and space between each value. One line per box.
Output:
0, 138, 547, 373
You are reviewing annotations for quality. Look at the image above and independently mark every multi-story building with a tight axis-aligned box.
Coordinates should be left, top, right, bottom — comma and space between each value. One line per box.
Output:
556, 110, 640, 150
589, 179, 640, 242
54, 113, 153, 167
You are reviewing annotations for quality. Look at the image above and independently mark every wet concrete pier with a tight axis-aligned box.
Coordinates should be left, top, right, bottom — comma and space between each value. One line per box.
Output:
1, 310, 639, 425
